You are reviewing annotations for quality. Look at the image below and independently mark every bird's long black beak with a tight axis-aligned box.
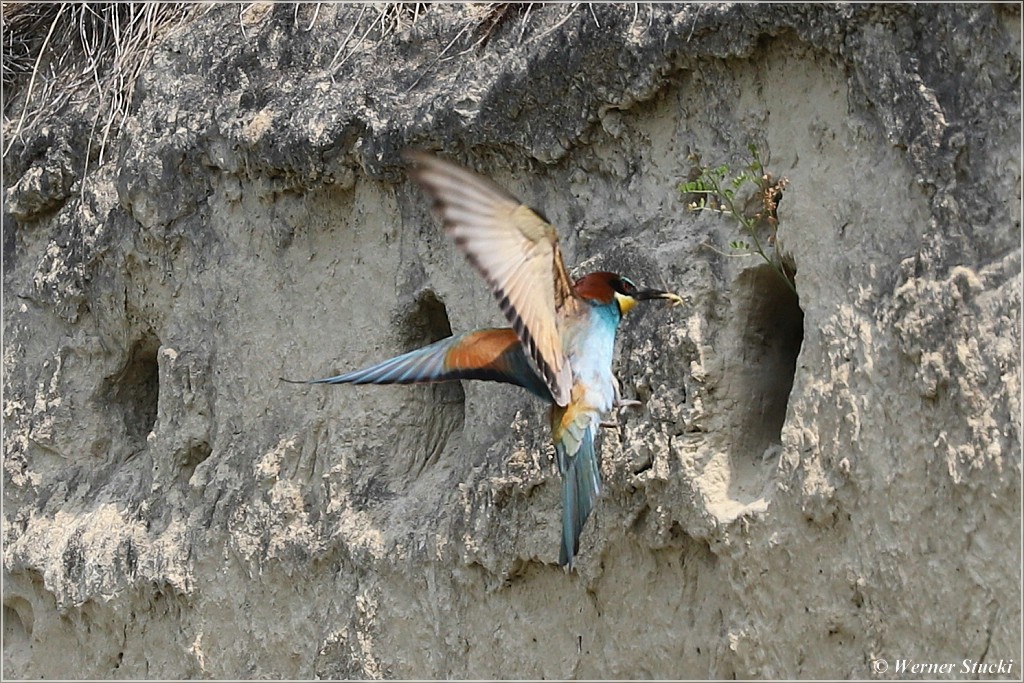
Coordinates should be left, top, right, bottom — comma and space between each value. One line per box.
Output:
636, 288, 686, 306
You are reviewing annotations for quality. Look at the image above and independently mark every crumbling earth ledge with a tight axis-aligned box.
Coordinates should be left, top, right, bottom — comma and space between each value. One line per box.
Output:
3, 3, 1020, 679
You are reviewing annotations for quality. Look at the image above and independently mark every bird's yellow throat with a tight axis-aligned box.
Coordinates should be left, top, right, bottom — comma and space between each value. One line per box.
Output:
614, 292, 637, 315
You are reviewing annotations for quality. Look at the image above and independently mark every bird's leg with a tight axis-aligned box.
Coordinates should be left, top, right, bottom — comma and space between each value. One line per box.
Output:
612, 375, 642, 410
601, 377, 643, 428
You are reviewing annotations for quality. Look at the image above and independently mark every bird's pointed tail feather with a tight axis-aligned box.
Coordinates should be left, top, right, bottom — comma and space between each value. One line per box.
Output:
557, 426, 601, 568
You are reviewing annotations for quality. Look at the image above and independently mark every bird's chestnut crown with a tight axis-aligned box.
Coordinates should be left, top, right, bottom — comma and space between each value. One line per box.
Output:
573, 271, 682, 315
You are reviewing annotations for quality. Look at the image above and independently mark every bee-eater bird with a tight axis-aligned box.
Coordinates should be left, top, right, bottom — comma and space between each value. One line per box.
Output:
287, 151, 683, 568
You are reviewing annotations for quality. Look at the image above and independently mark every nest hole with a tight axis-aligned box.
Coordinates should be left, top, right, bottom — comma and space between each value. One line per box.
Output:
731, 265, 802, 451
400, 288, 454, 346
3, 598, 33, 641
104, 333, 160, 448
395, 289, 465, 477
719, 264, 803, 485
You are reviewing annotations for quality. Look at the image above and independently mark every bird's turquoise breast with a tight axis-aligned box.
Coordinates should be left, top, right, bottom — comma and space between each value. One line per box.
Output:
564, 302, 622, 414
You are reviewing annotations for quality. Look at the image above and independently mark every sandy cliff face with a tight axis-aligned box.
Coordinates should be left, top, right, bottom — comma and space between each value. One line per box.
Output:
3, 4, 1020, 679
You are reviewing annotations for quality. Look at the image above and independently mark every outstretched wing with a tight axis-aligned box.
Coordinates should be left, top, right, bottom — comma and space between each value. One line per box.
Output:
282, 328, 554, 402
405, 150, 578, 406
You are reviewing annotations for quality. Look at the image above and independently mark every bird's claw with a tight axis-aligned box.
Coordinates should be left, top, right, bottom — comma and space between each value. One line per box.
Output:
601, 398, 643, 429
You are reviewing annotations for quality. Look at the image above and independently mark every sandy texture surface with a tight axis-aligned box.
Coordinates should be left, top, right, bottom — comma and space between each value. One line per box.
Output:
3, 4, 1020, 679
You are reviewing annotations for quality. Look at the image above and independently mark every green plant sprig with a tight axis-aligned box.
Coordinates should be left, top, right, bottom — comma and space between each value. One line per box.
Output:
680, 144, 795, 293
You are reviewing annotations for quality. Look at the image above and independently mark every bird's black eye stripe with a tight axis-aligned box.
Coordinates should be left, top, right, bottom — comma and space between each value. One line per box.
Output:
615, 277, 638, 295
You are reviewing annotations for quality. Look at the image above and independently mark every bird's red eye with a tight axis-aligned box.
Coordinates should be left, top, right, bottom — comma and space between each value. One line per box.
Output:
617, 277, 638, 295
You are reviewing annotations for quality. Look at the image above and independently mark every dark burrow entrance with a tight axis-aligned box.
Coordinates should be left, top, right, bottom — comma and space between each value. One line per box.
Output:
729, 264, 803, 456
714, 264, 804, 504
102, 333, 161, 455
395, 289, 466, 477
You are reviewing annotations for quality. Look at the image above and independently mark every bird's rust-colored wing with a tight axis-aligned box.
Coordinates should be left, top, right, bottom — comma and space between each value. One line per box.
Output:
283, 328, 553, 401
405, 150, 577, 406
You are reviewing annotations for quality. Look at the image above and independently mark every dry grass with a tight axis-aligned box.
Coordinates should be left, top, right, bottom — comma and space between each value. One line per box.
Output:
2, 2, 193, 169
1, 2, 591, 175
328, 3, 593, 82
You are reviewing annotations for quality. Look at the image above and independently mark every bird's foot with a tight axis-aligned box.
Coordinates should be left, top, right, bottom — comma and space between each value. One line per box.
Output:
601, 399, 644, 429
